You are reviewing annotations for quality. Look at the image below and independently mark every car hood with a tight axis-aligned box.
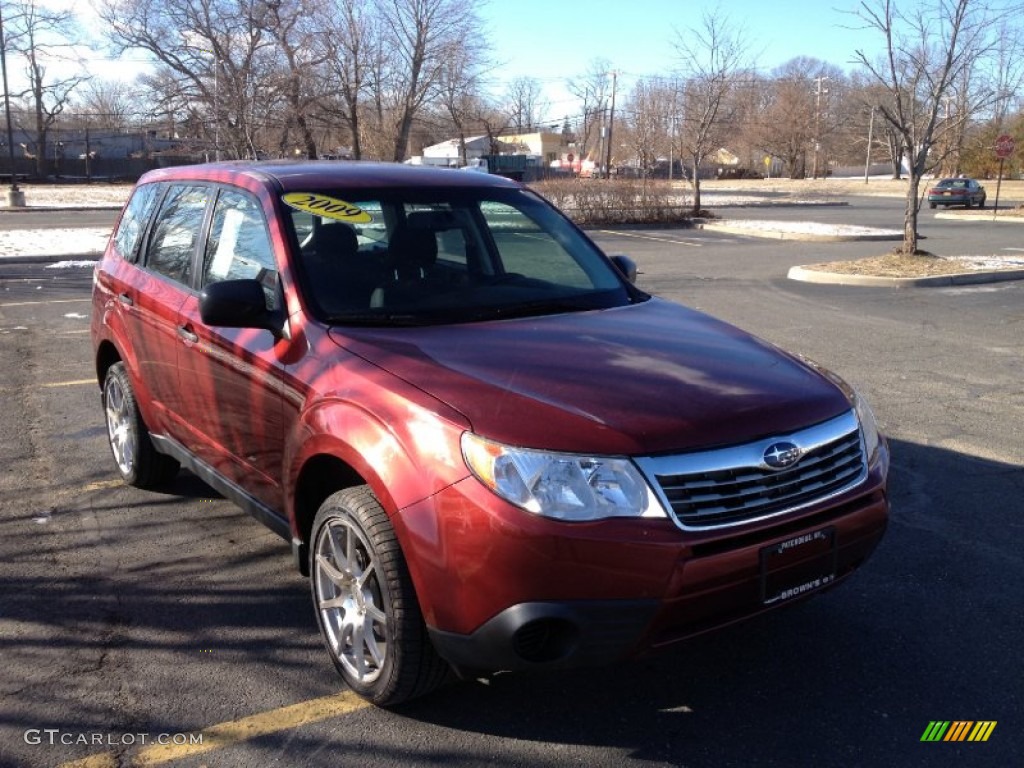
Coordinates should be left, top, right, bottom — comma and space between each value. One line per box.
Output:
328, 299, 851, 456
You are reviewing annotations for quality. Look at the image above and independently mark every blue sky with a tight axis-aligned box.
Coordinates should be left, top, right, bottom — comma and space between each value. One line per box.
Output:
480, 0, 882, 121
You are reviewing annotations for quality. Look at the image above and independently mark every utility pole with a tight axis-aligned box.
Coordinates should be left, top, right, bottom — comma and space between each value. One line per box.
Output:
603, 70, 617, 180
864, 106, 875, 184
811, 76, 828, 180
0, 4, 24, 207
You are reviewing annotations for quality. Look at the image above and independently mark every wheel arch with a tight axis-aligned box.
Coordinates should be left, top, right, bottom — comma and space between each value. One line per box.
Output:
95, 339, 123, 389
291, 453, 368, 575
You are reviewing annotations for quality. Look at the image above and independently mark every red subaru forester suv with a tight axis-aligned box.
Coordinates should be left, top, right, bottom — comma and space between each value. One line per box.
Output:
91, 162, 889, 705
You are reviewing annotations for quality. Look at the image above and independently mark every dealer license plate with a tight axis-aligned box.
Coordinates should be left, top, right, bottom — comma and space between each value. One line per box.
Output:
760, 527, 837, 606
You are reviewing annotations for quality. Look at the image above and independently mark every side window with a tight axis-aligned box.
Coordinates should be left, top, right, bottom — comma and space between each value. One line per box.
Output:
202, 189, 278, 310
112, 183, 162, 262
145, 185, 209, 286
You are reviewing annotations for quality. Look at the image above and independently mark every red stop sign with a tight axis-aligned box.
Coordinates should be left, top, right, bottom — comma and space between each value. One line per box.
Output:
995, 134, 1015, 159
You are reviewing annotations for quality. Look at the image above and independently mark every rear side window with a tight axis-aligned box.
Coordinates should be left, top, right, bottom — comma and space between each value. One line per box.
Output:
145, 185, 210, 286
112, 183, 162, 262
202, 189, 278, 309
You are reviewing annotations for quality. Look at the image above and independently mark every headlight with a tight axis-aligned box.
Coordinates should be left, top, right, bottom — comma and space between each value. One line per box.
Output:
461, 433, 667, 522
853, 391, 881, 465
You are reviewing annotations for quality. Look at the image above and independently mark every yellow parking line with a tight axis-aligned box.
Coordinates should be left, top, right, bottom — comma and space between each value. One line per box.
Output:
0, 298, 92, 308
59, 691, 370, 768
42, 379, 95, 388
598, 229, 701, 246
80, 479, 124, 492
60, 755, 116, 768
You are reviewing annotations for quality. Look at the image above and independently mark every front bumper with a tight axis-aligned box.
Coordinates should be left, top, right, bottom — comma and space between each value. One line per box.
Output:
396, 446, 889, 674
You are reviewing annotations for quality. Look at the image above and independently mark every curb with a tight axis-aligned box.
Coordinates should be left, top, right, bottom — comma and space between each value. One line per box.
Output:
0, 205, 123, 213
788, 265, 1024, 287
934, 211, 1024, 222
701, 222, 901, 242
0, 254, 100, 265
712, 200, 850, 209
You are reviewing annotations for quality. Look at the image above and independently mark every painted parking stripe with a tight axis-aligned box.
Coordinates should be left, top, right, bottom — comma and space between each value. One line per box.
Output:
597, 229, 702, 247
59, 691, 371, 768
0, 298, 92, 308
42, 378, 96, 388
80, 479, 124, 492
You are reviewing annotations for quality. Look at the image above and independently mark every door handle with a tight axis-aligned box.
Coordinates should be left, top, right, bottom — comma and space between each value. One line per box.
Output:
117, 292, 133, 307
177, 325, 199, 344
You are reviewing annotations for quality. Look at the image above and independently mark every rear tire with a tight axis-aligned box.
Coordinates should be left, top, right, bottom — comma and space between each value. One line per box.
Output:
102, 362, 179, 488
929, 202, 937, 209
310, 486, 450, 706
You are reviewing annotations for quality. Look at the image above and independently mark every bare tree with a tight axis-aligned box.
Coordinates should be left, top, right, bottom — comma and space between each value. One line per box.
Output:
259, 0, 326, 159
75, 80, 145, 131
620, 79, 667, 179
854, 0, 1007, 254
318, 0, 378, 159
568, 58, 612, 168
379, 0, 483, 162
97, 0, 279, 159
504, 76, 547, 134
752, 58, 845, 178
4, 0, 91, 175
672, 9, 750, 213
436, 36, 492, 165
989, 21, 1024, 127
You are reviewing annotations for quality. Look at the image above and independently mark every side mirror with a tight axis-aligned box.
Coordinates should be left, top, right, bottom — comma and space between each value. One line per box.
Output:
200, 279, 283, 335
610, 255, 638, 284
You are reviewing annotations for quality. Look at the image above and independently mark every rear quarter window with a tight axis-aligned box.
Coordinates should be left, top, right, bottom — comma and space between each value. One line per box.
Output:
112, 183, 162, 261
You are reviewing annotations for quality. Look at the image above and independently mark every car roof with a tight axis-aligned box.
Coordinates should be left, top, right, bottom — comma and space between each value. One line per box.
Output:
136, 160, 523, 192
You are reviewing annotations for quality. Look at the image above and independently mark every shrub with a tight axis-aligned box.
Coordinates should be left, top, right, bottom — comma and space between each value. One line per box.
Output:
530, 179, 699, 226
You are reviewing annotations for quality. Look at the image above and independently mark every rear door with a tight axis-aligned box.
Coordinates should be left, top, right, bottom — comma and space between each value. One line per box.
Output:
130, 184, 211, 439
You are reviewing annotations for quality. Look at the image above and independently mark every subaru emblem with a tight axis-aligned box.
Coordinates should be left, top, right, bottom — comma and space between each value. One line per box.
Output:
763, 441, 801, 470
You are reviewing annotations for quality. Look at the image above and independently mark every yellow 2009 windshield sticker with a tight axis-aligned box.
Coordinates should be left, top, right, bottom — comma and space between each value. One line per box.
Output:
282, 192, 372, 223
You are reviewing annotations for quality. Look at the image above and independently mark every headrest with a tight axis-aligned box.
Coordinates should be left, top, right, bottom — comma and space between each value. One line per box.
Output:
387, 226, 437, 272
315, 224, 358, 260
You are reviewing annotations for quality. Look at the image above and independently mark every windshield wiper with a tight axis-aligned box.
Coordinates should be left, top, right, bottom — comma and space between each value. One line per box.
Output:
325, 312, 429, 327
468, 297, 599, 322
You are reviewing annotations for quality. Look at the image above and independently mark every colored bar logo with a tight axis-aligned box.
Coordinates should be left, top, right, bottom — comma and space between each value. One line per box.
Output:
921, 721, 996, 742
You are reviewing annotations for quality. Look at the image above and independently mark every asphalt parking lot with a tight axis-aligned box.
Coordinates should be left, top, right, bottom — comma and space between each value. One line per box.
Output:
1, 202, 1021, 767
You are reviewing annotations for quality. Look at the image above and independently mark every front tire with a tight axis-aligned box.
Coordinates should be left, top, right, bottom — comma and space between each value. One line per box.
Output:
310, 487, 449, 706
102, 362, 179, 488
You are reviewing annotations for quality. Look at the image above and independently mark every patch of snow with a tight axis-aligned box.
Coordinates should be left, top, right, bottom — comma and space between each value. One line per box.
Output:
46, 260, 98, 269
17, 184, 131, 208
712, 220, 902, 236
946, 255, 1024, 271
0, 228, 111, 258
63, 312, 88, 319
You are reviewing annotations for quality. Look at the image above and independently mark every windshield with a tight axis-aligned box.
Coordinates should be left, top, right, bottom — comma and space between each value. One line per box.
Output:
283, 186, 640, 325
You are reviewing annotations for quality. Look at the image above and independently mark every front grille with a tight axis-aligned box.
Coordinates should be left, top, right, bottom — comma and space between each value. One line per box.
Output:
636, 411, 867, 531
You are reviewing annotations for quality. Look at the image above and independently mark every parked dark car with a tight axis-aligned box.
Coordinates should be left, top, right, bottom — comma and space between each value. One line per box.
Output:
927, 177, 987, 208
91, 161, 889, 706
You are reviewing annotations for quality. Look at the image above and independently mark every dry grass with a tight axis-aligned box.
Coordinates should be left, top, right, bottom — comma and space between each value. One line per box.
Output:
804, 253, 983, 277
